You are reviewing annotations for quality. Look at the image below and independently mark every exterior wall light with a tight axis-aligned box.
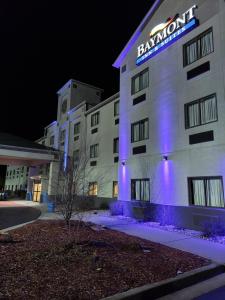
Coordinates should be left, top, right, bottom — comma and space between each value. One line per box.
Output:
163, 156, 168, 161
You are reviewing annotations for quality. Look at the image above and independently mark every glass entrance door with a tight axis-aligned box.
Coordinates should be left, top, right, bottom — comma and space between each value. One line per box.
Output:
33, 182, 42, 202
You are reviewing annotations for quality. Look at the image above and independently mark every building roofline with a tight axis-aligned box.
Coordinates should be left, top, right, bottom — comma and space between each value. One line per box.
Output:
44, 121, 58, 130
113, 0, 164, 68
86, 92, 119, 115
57, 79, 104, 94
0, 143, 58, 156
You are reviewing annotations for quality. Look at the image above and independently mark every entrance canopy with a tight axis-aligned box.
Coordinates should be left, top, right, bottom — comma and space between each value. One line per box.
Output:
0, 133, 58, 166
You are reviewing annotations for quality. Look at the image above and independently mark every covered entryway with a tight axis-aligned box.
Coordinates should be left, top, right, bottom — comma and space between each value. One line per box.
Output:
0, 133, 59, 203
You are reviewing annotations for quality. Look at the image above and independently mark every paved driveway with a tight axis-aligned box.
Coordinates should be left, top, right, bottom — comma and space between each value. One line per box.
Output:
0, 205, 41, 230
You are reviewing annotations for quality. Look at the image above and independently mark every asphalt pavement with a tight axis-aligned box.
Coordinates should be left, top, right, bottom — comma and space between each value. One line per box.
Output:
0, 206, 41, 229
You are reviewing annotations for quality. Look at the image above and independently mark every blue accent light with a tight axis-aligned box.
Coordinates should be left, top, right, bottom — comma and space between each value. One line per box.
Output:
136, 18, 198, 66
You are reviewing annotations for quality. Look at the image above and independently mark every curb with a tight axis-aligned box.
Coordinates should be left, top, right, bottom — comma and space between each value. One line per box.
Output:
0, 219, 37, 233
101, 263, 225, 300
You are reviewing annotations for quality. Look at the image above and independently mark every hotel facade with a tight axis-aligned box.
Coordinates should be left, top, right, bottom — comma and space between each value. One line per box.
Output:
5, 0, 225, 228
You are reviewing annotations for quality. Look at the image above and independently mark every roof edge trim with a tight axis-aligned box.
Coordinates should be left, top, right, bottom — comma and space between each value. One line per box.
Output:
113, 0, 163, 68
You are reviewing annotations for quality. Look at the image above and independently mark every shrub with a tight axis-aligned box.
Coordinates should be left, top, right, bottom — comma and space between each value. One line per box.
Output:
202, 220, 225, 237
109, 201, 123, 216
99, 202, 109, 210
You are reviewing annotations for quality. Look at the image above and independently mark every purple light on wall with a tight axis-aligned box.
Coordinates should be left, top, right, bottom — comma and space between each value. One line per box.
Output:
113, 0, 162, 68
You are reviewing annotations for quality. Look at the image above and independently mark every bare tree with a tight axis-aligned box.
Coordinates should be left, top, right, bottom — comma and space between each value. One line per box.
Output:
52, 141, 109, 231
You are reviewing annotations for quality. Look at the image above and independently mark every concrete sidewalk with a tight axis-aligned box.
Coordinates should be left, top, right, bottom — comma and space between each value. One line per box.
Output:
39, 211, 225, 265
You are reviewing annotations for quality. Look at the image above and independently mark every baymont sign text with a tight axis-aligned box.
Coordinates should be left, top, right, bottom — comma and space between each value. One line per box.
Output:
136, 5, 199, 65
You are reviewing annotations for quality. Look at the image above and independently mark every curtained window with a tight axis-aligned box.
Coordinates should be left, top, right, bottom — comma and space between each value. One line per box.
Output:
185, 94, 217, 128
89, 182, 98, 196
131, 118, 149, 142
184, 28, 214, 66
131, 179, 150, 201
189, 177, 225, 208
131, 68, 149, 94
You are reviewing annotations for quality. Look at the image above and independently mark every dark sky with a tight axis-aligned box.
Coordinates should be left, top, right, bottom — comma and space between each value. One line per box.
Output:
0, 0, 154, 141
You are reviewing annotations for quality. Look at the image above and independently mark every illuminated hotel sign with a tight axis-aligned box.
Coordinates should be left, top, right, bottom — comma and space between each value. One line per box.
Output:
136, 5, 199, 66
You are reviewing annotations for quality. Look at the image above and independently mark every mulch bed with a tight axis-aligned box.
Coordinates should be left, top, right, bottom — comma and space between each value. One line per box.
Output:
0, 220, 210, 299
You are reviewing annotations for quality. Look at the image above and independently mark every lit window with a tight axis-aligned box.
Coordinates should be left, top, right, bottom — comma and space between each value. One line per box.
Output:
89, 182, 98, 196
113, 181, 118, 198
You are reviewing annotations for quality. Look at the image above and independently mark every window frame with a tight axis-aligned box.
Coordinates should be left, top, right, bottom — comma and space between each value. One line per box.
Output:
113, 137, 119, 154
183, 28, 214, 67
131, 118, 149, 143
74, 122, 80, 135
131, 178, 150, 201
184, 94, 218, 129
88, 182, 98, 196
91, 111, 100, 127
90, 144, 99, 158
131, 68, 149, 95
114, 101, 119, 117
188, 176, 225, 208
113, 181, 118, 198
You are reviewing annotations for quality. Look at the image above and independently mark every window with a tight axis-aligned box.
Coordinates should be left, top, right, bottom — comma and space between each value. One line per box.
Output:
74, 135, 79, 141
113, 181, 118, 198
185, 94, 217, 129
91, 112, 100, 127
188, 177, 224, 208
60, 129, 66, 145
73, 150, 79, 162
50, 135, 54, 146
115, 118, 119, 125
131, 68, 149, 95
61, 99, 67, 113
113, 138, 119, 154
131, 179, 150, 201
89, 182, 98, 196
90, 144, 99, 158
114, 101, 119, 116
183, 28, 214, 66
74, 122, 80, 135
121, 65, 126, 73
131, 118, 149, 143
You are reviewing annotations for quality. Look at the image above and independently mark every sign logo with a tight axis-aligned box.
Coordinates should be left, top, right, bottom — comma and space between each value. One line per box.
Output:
136, 5, 199, 66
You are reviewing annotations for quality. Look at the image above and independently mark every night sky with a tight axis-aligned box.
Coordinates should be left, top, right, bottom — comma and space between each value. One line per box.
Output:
0, 0, 154, 141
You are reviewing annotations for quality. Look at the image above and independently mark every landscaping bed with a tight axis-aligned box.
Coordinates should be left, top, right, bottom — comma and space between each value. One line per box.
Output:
0, 220, 210, 299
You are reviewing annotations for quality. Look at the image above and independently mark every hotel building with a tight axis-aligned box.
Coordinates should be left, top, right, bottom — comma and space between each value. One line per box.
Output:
5, 0, 225, 228
113, 0, 225, 227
